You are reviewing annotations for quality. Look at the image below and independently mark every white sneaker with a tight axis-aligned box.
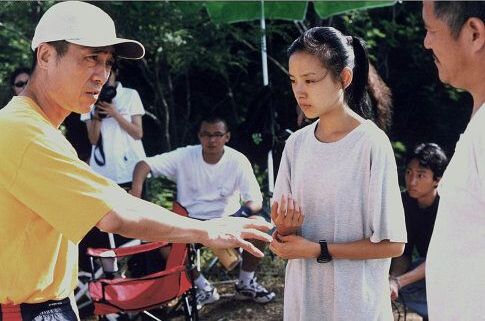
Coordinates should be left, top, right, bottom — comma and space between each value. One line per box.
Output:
235, 278, 275, 304
196, 286, 220, 309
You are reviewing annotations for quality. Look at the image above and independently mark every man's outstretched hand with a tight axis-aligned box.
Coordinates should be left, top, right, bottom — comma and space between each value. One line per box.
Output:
201, 217, 273, 257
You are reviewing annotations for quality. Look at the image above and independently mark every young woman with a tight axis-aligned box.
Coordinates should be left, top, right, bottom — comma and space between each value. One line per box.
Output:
269, 27, 407, 321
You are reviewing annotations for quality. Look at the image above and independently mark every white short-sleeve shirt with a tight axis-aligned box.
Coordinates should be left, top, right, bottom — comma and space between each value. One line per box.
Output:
273, 120, 406, 321
81, 82, 146, 184
426, 104, 485, 321
145, 145, 263, 220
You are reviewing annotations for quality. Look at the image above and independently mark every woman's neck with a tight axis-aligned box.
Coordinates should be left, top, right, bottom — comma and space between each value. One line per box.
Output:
315, 105, 363, 143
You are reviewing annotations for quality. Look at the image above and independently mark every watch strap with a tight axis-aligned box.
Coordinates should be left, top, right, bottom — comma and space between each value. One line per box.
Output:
317, 239, 332, 263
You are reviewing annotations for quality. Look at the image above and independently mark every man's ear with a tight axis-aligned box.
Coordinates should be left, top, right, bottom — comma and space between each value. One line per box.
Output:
340, 67, 353, 90
434, 177, 441, 188
464, 17, 485, 52
225, 132, 231, 143
36, 43, 54, 70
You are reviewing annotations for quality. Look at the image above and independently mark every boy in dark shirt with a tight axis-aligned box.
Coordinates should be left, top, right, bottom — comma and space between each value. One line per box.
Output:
390, 143, 448, 320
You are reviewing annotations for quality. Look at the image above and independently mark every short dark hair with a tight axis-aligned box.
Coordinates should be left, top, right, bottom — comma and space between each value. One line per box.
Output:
406, 143, 448, 179
31, 40, 70, 71
434, 1, 485, 38
198, 115, 230, 133
9, 67, 30, 87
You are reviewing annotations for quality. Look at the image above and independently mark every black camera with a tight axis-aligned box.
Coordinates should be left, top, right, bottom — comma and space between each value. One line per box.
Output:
95, 84, 117, 119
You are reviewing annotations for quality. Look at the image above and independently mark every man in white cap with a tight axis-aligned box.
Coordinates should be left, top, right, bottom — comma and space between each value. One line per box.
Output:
422, 1, 485, 321
0, 2, 272, 319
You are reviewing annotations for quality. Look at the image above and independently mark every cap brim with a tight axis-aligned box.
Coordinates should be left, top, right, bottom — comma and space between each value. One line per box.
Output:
67, 37, 145, 60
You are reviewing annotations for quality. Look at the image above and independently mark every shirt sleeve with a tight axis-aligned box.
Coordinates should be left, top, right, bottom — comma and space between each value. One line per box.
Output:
144, 148, 181, 181
10, 137, 124, 244
403, 207, 415, 257
273, 141, 293, 201
367, 134, 407, 244
128, 89, 145, 117
237, 156, 263, 205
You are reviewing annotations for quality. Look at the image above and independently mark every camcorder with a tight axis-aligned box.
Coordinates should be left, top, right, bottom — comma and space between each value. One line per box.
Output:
95, 84, 117, 119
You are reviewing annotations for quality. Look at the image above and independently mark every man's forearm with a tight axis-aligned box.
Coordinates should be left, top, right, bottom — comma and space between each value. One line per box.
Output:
96, 194, 273, 258
98, 195, 208, 244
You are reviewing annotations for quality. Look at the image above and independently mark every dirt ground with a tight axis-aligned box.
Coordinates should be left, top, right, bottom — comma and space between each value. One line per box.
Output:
196, 277, 284, 321
195, 281, 424, 321
193, 252, 286, 321
81, 253, 425, 321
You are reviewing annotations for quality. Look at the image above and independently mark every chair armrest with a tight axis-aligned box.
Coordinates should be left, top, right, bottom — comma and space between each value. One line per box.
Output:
87, 241, 169, 258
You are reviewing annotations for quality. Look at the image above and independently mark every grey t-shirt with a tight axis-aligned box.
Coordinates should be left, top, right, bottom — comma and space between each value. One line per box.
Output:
274, 120, 406, 321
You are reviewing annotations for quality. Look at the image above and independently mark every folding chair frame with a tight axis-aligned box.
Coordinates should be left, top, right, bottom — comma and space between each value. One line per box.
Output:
86, 202, 198, 321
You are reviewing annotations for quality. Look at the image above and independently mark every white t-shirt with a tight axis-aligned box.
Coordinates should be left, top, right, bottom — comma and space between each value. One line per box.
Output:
81, 82, 146, 184
274, 120, 406, 321
144, 145, 263, 220
426, 104, 485, 321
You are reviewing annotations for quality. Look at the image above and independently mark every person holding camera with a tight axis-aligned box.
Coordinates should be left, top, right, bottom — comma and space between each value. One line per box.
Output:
82, 65, 146, 193
80, 65, 147, 254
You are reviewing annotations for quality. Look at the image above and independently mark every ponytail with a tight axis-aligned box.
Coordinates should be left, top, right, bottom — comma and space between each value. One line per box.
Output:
345, 36, 370, 120
347, 37, 391, 132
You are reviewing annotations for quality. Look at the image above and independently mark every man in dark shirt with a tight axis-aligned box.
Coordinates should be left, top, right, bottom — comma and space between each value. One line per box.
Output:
389, 143, 448, 320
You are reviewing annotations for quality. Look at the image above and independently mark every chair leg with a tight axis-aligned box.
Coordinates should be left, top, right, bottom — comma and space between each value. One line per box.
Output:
141, 310, 164, 321
181, 292, 198, 321
191, 288, 199, 321
183, 295, 191, 321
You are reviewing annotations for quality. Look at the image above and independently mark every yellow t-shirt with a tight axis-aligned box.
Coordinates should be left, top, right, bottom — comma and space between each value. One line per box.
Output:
0, 96, 125, 304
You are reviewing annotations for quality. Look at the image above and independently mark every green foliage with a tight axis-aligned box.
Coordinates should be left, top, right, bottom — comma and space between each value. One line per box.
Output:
392, 140, 408, 190
0, 2, 48, 104
146, 176, 176, 209
392, 140, 407, 161
251, 132, 263, 145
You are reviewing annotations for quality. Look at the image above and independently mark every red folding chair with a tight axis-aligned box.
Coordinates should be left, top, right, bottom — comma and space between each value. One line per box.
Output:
86, 202, 198, 320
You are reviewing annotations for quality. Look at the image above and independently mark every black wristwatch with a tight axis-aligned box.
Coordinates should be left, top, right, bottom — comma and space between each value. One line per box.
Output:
317, 240, 332, 263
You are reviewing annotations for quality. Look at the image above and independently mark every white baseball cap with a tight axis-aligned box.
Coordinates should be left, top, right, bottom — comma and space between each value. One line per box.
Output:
31, 1, 144, 60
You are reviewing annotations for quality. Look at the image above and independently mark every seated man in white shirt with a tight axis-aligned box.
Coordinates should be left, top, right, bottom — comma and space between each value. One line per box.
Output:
131, 115, 275, 307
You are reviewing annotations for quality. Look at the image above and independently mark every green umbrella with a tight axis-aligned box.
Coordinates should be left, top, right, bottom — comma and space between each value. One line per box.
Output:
205, 1, 395, 23
206, 1, 308, 24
